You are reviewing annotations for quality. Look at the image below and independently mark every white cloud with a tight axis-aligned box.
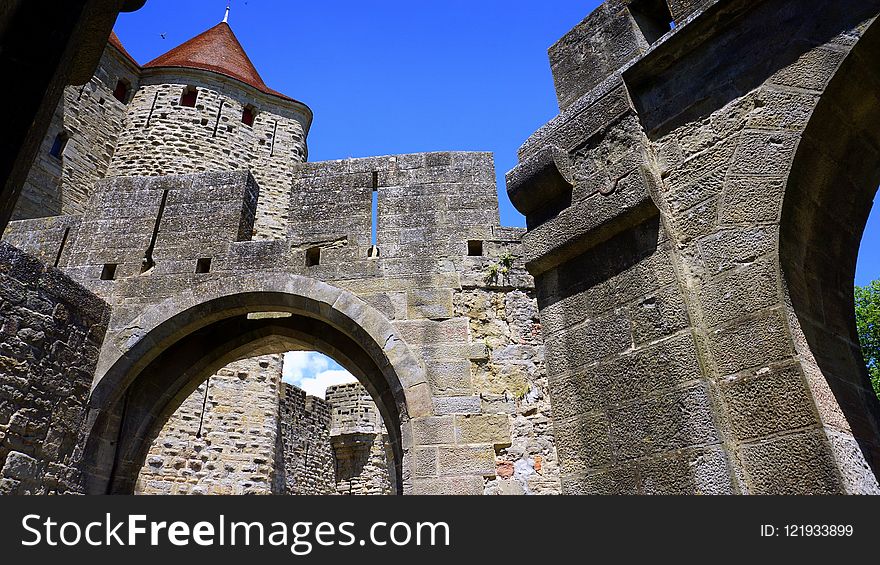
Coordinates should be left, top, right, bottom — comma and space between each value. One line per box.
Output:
282, 351, 356, 399
297, 370, 358, 399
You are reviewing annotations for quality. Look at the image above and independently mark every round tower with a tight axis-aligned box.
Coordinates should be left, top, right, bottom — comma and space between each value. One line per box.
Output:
107, 18, 312, 240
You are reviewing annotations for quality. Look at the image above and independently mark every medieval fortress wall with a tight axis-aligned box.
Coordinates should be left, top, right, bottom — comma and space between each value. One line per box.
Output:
4, 0, 876, 496
134, 356, 381, 496
0, 243, 110, 494
1, 21, 559, 494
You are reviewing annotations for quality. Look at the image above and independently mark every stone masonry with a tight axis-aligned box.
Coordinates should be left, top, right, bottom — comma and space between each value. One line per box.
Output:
277, 380, 337, 495
327, 382, 393, 496
507, 0, 880, 493
3, 1, 879, 495
0, 242, 109, 494
134, 356, 284, 495
134, 355, 359, 496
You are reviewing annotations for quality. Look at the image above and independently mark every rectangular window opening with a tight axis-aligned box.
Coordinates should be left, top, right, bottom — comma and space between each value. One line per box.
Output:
467, 240, 484, 257
370, 175, 379, 253
628, 0, 675, 44
113, 79, 131, 103
100, 263, 118, 281
180, 86, 199, 107
306, 247, 321, 267
242, 105, 257, 127
196, 258, 212, 274
49, 132, 69, 159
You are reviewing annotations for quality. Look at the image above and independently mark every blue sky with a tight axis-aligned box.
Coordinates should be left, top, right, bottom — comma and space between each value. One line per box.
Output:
114, 1, 879, 287
281, 351, 355, 399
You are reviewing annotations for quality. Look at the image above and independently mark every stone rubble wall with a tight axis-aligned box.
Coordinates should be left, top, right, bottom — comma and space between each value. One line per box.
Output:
15, 44, 139, 220
135, 369, 396, 496
135, 355, 284, 495
277, 382, 336, 495
0, 242, 109, 494
454, 288, 560, 495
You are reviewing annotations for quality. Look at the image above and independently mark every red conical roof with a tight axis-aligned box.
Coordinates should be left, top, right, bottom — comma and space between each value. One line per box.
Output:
144, 22, 292, 101
109, 31, 139, 66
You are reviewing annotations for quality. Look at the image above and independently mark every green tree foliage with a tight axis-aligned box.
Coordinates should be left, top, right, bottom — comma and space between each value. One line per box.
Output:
855, 279, 880, 400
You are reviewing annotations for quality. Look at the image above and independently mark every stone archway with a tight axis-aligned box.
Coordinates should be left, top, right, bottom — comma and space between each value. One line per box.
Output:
78, 273, 431, 494
778, 15, 880, 481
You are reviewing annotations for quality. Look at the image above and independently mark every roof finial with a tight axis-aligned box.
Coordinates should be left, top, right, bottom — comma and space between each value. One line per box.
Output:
223, 1, 230, 23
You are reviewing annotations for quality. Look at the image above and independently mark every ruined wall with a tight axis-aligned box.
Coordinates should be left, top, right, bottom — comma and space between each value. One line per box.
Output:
14, 44, 139, 220
0, 242, 109, 494
327, 383, 392, 495
276, 382, 336, 495
135, 355, 284, 495
106, 71, 310, 240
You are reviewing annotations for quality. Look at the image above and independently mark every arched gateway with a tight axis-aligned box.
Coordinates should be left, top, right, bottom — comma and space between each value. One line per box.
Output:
1, 14, 555, 495
80, 274, 425, 494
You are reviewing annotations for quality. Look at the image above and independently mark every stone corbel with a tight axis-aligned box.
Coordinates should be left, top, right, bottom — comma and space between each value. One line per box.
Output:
505, 145, 575, 226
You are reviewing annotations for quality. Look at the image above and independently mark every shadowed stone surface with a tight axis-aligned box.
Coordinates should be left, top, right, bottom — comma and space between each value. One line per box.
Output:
509, 0, 880, 494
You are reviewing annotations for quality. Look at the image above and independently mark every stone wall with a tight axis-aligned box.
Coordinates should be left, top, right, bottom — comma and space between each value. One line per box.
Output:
135, 355, 284, 495
17, 153, 557, 495
105, 70, 309, 240
507, 0, 880, 494
327, 383, 393, 495
276, 382, 336, 495
0, 242, 109, 494
135, 367, 397, 496
15, 42, 139, 220
454, 288, 560, 495
2, 149, 559, 495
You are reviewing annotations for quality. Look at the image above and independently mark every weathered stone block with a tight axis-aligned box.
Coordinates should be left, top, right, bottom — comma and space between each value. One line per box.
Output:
437, 446, 496, 476
454, 414, 511, 447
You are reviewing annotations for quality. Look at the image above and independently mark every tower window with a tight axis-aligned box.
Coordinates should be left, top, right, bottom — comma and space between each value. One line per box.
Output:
113, 79, 131, 103
180, 86, 199, 107
467, 240, 484, 257
49, 132, 69, 159
100, 263, 118, 281
195, 258, 212, 273
306, 247, 321, 267
241, 105, 257, 127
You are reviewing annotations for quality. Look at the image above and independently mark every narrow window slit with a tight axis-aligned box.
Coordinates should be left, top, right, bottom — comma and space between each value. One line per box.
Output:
53, 227, 70, 268
369, 172, 380, 257
146, 91, 159, 128
142, 189, 169, 273
196, 377, 210, 439
270, 121, 278, 157
212, 100, 225, 137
